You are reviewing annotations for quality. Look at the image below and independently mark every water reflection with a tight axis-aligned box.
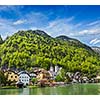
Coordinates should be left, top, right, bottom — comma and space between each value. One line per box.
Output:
19, 88, 29, 95
0, 88, 30, 95
0, 83, 100, 95
0, 88, 23, 95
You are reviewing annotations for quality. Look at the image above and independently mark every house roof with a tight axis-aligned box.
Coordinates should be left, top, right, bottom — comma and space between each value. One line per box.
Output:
16, 81, 24, 85
18, 71, 30, 77
30, 73, 36, 77
4, 70, 18, 75
96, 76, 100, 79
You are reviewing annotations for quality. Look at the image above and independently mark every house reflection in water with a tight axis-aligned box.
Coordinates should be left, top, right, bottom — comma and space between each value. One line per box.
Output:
19, 88, 30, 95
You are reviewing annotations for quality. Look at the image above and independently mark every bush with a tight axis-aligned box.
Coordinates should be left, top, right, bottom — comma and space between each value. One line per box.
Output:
31, 78, 37, 84
55, 74, 64, 82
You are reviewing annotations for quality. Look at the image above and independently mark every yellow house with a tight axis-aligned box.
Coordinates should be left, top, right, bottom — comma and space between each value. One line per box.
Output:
37, 72, 44, 80
36, 70, 51, 81
4, 70, 19, 82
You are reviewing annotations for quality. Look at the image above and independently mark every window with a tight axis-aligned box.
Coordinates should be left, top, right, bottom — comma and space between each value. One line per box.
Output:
11, 76, 13, 78
15, 76, 17, 78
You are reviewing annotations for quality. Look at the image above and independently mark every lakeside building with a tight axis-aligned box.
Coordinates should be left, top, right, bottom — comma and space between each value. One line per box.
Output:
18, 71, 30, 86
4, 70, 19, 82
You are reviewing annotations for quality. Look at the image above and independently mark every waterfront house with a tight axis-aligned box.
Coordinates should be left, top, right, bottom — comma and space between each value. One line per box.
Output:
95, 75, 100, 83
82, 76, 89, 83
4, 70, 19, 83
33, 68, 45, 75
18, 71, 30, 86
36, 72, 44, 80
36, 70, 51, 80
36, 69, 51, 87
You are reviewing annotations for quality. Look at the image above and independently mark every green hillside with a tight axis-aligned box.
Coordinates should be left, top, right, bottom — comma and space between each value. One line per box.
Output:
0, 30, 100, 77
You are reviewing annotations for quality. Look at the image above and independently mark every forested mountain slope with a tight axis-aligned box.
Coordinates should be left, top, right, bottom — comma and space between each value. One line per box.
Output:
0, 30, 100, 77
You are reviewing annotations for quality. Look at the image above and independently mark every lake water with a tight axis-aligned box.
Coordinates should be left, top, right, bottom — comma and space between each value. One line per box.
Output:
0, 83, 100, 95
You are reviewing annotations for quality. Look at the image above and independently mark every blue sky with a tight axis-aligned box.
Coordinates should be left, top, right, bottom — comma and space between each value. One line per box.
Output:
0, 5, 100, 47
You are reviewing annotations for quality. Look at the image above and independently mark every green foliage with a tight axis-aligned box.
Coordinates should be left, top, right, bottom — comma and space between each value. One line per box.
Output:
0, 30, 100, 78
55, 69, 66, 82
55, 74, 63, 82
0, 70, 8, 86
31, 78, 37, 84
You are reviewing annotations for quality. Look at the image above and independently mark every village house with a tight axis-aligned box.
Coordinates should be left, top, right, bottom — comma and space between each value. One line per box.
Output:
4, 70, 19, 82
18, 71, 30, 86
36, 69, 52, 87
94, 75, 100, 83
36, 70, 51, 80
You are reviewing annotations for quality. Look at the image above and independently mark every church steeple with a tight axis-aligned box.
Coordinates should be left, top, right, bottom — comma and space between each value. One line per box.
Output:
50, 64, 54, 72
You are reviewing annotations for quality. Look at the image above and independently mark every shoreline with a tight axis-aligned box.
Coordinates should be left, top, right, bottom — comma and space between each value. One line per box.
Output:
0, 82, 99, 89
0, 86, 18, 89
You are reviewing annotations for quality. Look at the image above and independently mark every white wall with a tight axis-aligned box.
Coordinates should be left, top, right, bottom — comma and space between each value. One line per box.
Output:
19, 74, 30, 85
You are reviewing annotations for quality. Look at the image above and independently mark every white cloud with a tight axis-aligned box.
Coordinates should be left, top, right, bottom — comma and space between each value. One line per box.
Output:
42, 16, 77, 37
76, 20, 100, 37
90, 38, 98, 44
78, 28, 100, 35
24, 12, 49, 27
0, 18, 28, 39
90, 38, 100, 45
79, 30, 88, 34
66, 16, 75, 22
13, 20, 26, 25
74, 23, 83, 28
44, 20, 72, 37
0, 11, 50, 39
45, 16, 74, 29
93, 40, 100, 45
87, 20, 100, 26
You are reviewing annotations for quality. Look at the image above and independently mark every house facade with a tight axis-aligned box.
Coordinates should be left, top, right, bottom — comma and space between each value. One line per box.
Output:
4, 70, 19, 82
18, 71, 30, 86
